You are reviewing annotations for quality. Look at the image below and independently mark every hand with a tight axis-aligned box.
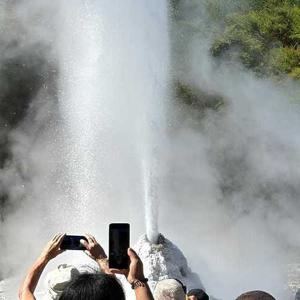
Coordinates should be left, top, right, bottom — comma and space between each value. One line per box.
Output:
110, 248, 145, 284
80, 234, 107, 261
39, 233, 65, 262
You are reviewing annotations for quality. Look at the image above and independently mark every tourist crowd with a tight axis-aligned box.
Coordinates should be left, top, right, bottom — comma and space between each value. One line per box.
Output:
18, 233, 278, 300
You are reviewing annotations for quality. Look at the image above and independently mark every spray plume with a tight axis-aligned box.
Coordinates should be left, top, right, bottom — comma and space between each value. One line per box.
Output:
0, 1, 169, 298
1, 1, 300, 300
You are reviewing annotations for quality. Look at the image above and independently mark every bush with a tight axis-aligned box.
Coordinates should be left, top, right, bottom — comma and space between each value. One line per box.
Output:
211, 1, 300, 79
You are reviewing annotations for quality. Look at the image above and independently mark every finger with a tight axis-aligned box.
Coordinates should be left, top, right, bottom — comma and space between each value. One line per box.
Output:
51, 233, 60, 241
109, 268, 127, 275
104, 269, 116, 276
83, 250, 92, 258
56, 233, 66, 246
87, 234, 97, 244
128, 248, 139, 260
53, 233, 63, 243
90, 235, 97, 243
85, 233, 94, 244
80, 239, 90, 250
53, 233, 63, 245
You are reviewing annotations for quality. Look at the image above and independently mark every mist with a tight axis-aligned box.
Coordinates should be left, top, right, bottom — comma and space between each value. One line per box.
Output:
0, 0, 169, 298
159, 1, 300, 299
0, 1, 300, 300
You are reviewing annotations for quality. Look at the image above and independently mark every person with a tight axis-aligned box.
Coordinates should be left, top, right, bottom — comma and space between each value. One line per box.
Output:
61, 233, 153, 300
187, 288, 209, 300
19, 233, 154, 300
59, 273, 125, 300
153, 278, 186, 300
295, 289, 300, 300
235, 290, 276, 300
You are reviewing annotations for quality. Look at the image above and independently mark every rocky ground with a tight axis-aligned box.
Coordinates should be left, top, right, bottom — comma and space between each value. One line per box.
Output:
135, 234, 203, 292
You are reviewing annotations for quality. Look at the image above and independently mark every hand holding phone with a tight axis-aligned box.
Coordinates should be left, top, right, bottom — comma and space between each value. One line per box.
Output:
60, 235, 88, 250
80, 233, 107, 261
109, 247, 147, 286
40, 233, 66, 260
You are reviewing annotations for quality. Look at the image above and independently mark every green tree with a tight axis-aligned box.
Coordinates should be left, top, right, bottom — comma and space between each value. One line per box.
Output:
211, 1, 300, 79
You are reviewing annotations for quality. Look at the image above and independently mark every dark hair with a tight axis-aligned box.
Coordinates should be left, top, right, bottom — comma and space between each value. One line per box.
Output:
236, 290, 276, 300
296, 289, 300, 300
187, 289, 209, 300
174, 278, 187, 294
59, 273, 125, 300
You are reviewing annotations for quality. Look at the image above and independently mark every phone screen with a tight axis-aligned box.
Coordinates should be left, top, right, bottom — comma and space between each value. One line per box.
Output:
109, 223, 130, 269
60, 235, 87, 250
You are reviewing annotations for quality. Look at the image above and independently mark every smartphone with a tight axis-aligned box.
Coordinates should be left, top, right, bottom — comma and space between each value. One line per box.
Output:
109, 223, 130, 269
60, 235, 88, 250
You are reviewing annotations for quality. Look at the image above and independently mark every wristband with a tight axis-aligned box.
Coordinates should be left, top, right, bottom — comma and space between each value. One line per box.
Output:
131, 278, 148, 289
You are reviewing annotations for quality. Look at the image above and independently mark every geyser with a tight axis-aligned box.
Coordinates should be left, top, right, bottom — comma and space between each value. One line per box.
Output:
0, 1, 169, 298
56, 0, 169, 239
3, 1, 300, 299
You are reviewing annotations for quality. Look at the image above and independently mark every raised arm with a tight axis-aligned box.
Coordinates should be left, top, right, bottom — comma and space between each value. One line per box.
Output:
80, 234, 154, 300
126, 248, 154, 300
110, 248, 154, 300
18, 233, 65, 300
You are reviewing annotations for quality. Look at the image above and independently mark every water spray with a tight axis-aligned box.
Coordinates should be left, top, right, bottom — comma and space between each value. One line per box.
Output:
144, 166, 160, 244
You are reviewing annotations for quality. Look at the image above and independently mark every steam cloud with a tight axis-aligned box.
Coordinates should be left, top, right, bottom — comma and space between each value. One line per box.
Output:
0, 1, 300, 300
0, 0, 169, 298
161, 1, 300, 299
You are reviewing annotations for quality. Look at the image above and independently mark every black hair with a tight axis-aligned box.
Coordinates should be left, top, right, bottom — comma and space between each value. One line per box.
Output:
59, 273, 125, 300
187, 288, 209, 300
296, 289, 300, 300
235, 290, 276, 300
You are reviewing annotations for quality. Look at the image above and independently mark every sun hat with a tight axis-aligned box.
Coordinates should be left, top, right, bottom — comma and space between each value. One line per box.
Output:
154, 278, 186, 300
45, 264, 80, 299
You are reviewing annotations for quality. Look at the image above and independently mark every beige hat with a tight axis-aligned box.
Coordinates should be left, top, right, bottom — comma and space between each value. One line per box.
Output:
154, 279, 186, 300
45, 264, 80, 299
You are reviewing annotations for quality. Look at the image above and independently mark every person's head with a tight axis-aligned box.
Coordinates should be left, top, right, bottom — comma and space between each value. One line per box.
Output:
295, 289, 300, 300
187, 288, 209, 300
236, 290, 276, 300
45, 264, 80, 299
59, 273, 125, 300
154, 278, 186, 300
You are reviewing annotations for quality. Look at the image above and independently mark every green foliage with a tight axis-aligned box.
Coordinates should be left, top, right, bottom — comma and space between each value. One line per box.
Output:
211, 1, 300, 79
276, 47, 300, 76
174, 81, 224, 112
249, 0, 300, 9
289, 67, 300, 79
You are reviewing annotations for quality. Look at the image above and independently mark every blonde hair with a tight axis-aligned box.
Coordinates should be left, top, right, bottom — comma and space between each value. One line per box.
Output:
154, 279, 186, 300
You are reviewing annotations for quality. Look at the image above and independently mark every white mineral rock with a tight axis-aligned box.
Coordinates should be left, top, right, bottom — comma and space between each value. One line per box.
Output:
134, 234, 203, 292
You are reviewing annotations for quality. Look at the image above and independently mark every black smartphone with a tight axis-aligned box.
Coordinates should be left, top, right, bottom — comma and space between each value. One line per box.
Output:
60, 235, 88, 250
109, 223, 130, 269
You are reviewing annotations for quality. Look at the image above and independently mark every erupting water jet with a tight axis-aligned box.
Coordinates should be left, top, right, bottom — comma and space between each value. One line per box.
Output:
144, 163, 160, 244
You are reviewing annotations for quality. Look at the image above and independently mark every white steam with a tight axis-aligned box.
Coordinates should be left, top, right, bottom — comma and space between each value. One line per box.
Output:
0, 0, 169, 298
161, 1, 300, 299
1, 1, 299, 300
